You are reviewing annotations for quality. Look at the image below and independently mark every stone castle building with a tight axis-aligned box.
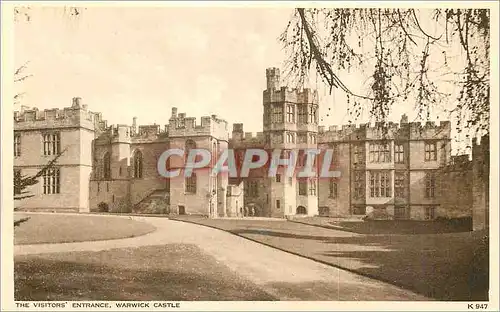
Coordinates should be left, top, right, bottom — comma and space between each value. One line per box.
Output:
14, 67, 485, 222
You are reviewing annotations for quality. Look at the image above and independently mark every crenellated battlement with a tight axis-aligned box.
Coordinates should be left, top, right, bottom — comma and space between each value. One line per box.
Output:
167, 107, 228, 140
14, 97, 107, 132
263, 86, 319, 105
318, 116, 451, 143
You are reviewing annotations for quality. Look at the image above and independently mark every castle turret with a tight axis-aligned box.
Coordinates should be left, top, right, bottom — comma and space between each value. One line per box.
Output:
266, 67, 280, 90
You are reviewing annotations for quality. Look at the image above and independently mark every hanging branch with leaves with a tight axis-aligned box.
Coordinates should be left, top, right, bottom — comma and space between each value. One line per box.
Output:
279, 8, 490, 136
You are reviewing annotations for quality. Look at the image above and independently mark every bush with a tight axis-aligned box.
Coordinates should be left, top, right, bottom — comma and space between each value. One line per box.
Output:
98, 202, 109, 213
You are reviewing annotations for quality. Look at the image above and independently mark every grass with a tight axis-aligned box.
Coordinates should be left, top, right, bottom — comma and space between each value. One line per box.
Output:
14, 213, 156, 245
171, 215, 489, 301
15, 244, 276, 301
291, 216, 472, 234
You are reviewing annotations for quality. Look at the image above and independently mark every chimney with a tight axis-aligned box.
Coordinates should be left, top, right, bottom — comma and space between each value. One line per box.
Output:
72, 97, 82, 108
132, 117, 137, 135
171, 107, 178, 118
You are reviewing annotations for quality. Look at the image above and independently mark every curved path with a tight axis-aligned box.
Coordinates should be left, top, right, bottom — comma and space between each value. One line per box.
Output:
15, 213, 429, 301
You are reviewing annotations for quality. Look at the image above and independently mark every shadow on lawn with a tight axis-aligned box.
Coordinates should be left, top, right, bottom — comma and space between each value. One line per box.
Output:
14, 258, 276, 301
231, 228, 489, 301
330, 219, 472, 235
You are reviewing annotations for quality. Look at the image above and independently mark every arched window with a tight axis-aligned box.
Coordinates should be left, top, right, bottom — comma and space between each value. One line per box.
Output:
103, 152, 111, 180
133, 150, 143, 178
296, 206, 307, 215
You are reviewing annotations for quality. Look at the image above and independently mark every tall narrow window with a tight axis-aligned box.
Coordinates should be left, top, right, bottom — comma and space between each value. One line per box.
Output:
185, 139, 196, 160
425, 142, 437, 161
14, 169, 22, 195
286, 104, 295, 123
298, 106, 307, 123
43, 133, 61, 156
14, 134, 21, 157
425, 171, 436, 198
395, 144, 405, 163
133, 150, 143, 178
309, 134, 317, 144
309, 178, 317, 196
272, 104, 283, 123
298, 179, 307, 195
354, 171, 364, 199
276, 200, 281, 209
43, 168, 60, 194
353, 144, 363, 164
329, 179, 338, 198
395, 171, 406, 198
308, 106, 317, 124
185, 173, 197, 193
102, 152, 111, 180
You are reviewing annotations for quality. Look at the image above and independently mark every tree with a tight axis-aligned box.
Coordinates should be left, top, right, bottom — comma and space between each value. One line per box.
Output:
14, 149, 66, 203
13, 7, 77, 225
279, 8, 490, 137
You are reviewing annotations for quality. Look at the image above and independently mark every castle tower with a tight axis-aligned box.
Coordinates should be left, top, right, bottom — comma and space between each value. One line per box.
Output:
262, 68, 320, 217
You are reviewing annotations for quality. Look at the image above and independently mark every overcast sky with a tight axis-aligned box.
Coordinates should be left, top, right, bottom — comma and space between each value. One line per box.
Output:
14, 5, 478, 153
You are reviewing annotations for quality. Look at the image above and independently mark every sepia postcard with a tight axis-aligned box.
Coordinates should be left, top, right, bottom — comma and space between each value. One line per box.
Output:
2, 1, 499, 311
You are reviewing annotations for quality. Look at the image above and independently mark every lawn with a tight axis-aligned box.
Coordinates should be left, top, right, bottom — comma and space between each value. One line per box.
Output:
14, 213, 156, 245
171, 216, 489, 301
14, 244, 275, 301
291, 216, 473, 234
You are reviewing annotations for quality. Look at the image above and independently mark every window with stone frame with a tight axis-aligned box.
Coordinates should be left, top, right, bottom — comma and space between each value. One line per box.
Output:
185, 173, 197, 193
14, 169, 22, 195
353, 171, 364, 199
369, 171, 391, 198
369, 142, 391, 163
298, 106, 307, 124
272, 104, 283, 124
394, 143, 405, 163
286, 104, 295, 123
425, 171, 437, 198
394, 171, 406, 198
298, 178, 307, 195
132, 150, 143, 178
425, 206, 436, 220
308, 106, 317, 124
309, 133, 317, 144
309, 178, 317, 196
102, 152, 111, 180
43, 167, 60, 194
329, 179, 338, 198
43, 132, 61, 156
14, 133, 21, 157
353, 144, 363, 164
425, 141, 437, 161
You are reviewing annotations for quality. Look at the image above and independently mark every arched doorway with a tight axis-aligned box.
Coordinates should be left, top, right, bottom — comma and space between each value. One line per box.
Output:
244, 203, 261, 217
296, 206, 307, 215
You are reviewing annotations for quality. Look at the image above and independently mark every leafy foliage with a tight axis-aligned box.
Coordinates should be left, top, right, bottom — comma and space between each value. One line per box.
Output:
14, 150, 66, 203
280, 8, 490, 136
